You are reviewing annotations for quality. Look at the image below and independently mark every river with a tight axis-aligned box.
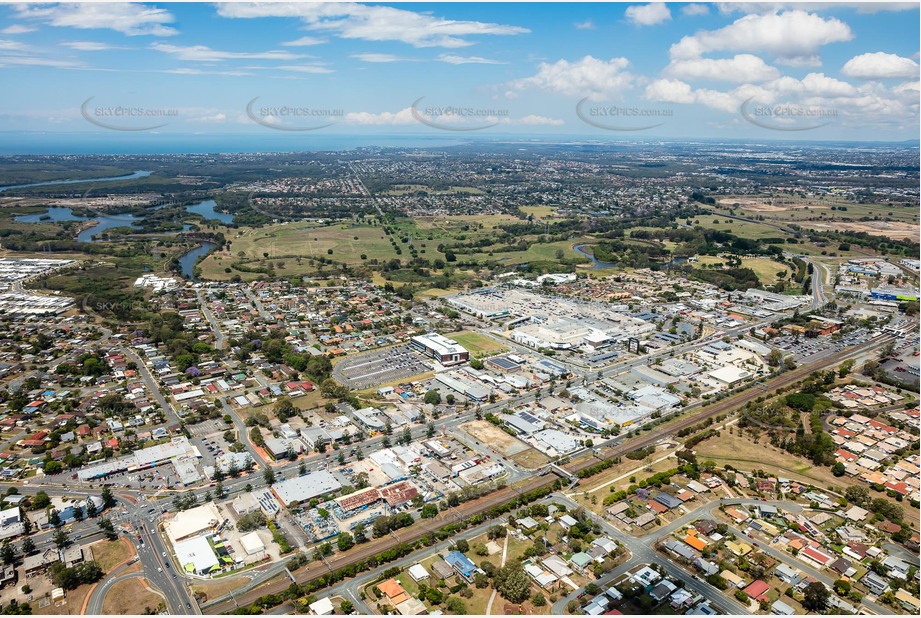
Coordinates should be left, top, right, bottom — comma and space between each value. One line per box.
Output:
572, 243, 618, 269
178, 242, 217, 281
0, 170, 151, 192
184, 199, 235, 225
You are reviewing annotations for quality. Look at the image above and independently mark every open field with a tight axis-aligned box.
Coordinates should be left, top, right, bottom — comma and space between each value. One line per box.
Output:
804, 220, 919, 241
101, 577, 164, 615
462, 420, 529, 457
694, 256, 791, 286
90, 538, 133, 572
695, 431, 848, 490
448, 331, 508, 356
718, 195, 919, 224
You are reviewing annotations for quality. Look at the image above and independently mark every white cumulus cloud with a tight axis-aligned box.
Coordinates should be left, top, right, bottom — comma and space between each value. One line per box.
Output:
669, 10, 853, 66
666, 54, 780, 83
625, 3, 672, 26
842, 52, 920, 79
507, 56, 633, 100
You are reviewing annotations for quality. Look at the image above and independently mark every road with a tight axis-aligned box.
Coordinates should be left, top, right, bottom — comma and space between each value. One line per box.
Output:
196, 289, 225, 350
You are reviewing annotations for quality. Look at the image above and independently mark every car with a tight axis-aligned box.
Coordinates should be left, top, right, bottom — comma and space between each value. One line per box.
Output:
162, 551, 166, 557
187, 603, 192, 610
157, 567, 162, 573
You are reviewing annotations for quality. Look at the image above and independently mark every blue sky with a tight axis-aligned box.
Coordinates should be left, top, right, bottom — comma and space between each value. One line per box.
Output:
0, 2, 918, 142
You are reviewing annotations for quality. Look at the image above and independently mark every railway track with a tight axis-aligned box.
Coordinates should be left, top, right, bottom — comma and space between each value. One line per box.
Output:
205, 336, 892, 613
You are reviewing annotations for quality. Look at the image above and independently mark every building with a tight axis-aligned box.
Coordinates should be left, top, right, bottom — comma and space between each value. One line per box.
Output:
239, 531, 265, 556
408, 563, 429, 582
410, 333, 469, 366
174, 535, 220, 576
164, 502, 223, 546
445, 550, 477, 581
308, 597, 335, 615
271, 471, 342, 506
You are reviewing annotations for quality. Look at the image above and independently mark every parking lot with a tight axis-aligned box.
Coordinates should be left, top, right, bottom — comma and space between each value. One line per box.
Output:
333, 344, 431, 389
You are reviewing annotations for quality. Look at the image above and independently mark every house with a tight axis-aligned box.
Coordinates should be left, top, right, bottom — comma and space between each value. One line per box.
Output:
895, 590, 921, 613
664, 540, 697, 560
693, 558, 718, 576
883, 556, 912, 579
559, 514, 578, 529
378, 578, 410, 606
431, 560, 455, 580
774, 563, 803, 586
542, 555, 573, 578
649, 580, 677, 602
445, 551, 477, 582
570, 552, 593, 573
720, 570, 746, 589
743, 580, 771, 603
631, 566, 662, 586
861, 571, 889, 596
654, 493, 682, 510
517, 516, 539, 531
408, 563, 429, 582
771, 600, 796, 615
725, 541, 752, 557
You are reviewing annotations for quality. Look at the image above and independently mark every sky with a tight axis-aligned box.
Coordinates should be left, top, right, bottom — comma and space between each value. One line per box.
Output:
0, 1, 918, 145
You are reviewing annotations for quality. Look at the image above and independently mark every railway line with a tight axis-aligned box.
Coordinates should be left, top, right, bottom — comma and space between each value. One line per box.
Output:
204, 335, 893, 613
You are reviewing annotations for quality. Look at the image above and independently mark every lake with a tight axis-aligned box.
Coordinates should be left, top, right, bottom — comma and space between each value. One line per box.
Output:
573, 244, 618, 269
0, 170, 151, 192
185, 199, 235, 225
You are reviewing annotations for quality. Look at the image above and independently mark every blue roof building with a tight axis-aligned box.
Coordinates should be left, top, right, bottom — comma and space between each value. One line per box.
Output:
445, 550, 477, 581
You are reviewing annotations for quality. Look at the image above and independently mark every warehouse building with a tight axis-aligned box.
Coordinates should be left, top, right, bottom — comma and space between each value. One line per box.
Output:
271, 471, 342, 506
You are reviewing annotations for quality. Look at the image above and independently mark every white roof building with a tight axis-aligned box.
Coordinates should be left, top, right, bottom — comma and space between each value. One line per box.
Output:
271, 470, 342, 506
164, 502, 222, 545
408, 563, 430, 582
239, 531, 265, 555
308, 597, 335, 615
174, 535, 219, 576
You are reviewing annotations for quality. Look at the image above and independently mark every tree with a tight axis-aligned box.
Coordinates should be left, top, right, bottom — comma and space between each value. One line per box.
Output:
214, 481, 224, 499
426, 423, 436, 438
98, 518, 117, 540
845, 486, 871, 507
802, 582, 829, 611
424, 389, 442, 405
420, 504, 438, 519
339, 600, 353, 614
833, 579, 851, 596
831, 462, 846, 477
31, 492, 51, 510
0, 543, 17, 566
20, 537, 35, 556
49, 510, 61, 528
337, 532, 354, 552
495, 561, 532, 603
353, 523, 367, 544
531, 592, 547, 607
487, 525, 507, 540
767, 348, 783, 367
263, 467, 276, 486
53, 528, 68, 550
455, 539, 469, 553
85, 500, 97, 518
101, 487, 116, 509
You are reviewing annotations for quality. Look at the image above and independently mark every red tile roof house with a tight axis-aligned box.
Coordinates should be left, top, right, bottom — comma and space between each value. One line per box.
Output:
743, 580, 771, 602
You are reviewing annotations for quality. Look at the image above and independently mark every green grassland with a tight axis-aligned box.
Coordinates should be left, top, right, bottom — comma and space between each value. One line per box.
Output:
447, 331, 508, 356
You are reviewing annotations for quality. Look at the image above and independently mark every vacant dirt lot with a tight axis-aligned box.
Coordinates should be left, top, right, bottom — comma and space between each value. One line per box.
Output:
102, 577, 164, 615
90, 539, 132, 572
461, 420, 528, 456
509, 448, 549, 470
190, 577, 247, 603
